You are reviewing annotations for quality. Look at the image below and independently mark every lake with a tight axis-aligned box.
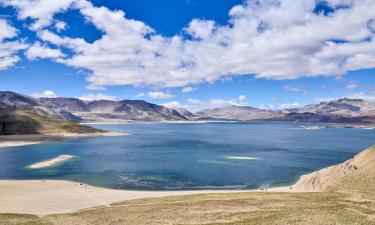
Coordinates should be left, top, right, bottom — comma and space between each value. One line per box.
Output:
0, 122, 374, 190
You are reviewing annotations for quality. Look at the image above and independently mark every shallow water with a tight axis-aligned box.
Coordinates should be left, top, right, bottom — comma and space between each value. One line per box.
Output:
0, 122, 374, 190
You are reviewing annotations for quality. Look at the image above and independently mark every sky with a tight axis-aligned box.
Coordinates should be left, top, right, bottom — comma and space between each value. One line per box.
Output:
0, 0, 375, 112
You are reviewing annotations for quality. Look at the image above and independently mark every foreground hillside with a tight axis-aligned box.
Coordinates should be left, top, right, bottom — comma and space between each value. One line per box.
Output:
1, 145, 374, 225
0, 109, 102, 135
293, 145, 375, 192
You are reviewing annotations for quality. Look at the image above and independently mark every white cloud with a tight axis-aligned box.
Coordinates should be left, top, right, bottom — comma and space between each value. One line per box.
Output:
162, 101, 182, 109
86, 84, 106, 90
181, 86, 197, 93
2, 0, 375, 88
0, 0, 76, 30
0, 19, 26, 70
283, 85, 309, 95
185, 19, 216, 40
135, 92, 145, 98
31, 90, 58, 98
78, 93, 117, 101
26, 42, 65, 60
148, 91, 174, 99
55, 20, 67, 32
345, 81, 358, 89
279, 102, 301, 109
317, 91, 375, 102
346, 92, 375, 101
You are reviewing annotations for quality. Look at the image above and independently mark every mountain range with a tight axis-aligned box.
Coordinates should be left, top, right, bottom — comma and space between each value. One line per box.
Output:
0, 91, 187, 122
1, 91, 375, 124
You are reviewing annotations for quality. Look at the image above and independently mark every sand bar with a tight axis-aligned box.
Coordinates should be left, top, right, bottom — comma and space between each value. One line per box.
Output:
47, 131, 128, 137
0, 141, 41, 148
0, 132, 128, 149
225, 156, 260, 160
29, 155, 75, 169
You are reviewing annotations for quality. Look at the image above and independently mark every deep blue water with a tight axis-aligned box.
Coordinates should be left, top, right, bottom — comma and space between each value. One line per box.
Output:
0, 122, 374, 190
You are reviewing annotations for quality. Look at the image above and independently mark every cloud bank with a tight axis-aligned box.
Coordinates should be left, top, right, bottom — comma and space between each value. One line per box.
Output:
1, 0, 375, 89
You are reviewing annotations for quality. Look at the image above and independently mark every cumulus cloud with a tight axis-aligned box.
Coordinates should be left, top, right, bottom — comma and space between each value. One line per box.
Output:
0, 19, 27, 70
181, 86, 197, 93
0, 0, 77, 30
317, 91, 375, 102
26, 42, 65, 60
86, 84, 106, 90
162, 101, 182, 109
2, 0, 375, 88
78, 93, 117, 101
31, 90, 58, 98
345, 80, 358, 89
279, 102, 301, 109
135, 92, 145, 98
283, 85, 309, 95
148, 91, 174, 99
55, 20, 67, 32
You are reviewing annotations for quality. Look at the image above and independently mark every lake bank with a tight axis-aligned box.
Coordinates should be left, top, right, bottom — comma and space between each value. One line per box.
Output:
0, 132, 128, 149
0, 144, 373, 215
0, 179, 294, 215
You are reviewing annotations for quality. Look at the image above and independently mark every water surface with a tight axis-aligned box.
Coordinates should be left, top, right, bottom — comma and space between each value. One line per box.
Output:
0, 122, 374, 190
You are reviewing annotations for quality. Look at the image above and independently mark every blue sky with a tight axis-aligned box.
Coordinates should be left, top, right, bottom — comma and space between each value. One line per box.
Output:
0, 0, 374, 111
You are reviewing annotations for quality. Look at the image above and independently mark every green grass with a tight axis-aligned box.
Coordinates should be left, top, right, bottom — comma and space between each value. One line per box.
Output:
1, 190, 374, 225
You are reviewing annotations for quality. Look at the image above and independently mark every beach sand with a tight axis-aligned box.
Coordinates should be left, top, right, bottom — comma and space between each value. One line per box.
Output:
0, 180, 293, 215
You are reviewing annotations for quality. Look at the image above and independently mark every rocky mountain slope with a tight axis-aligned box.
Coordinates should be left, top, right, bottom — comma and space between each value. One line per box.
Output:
292, 145, 375, 192
1, 91, 374, 124
0, 91, 187, 122
195, 105, 281, 121
283, 98, 375, 117
278, 98, 375, 124
0, 109, 102, 135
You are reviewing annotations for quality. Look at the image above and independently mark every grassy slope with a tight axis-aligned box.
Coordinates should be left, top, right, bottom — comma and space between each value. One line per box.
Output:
0, 109, 103, 135
1, 148, 375, 225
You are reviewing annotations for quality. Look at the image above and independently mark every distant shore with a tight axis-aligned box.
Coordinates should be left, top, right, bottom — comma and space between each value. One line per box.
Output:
0, 132, 128, 149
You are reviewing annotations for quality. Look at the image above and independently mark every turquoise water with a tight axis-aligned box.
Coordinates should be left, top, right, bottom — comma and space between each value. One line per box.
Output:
0, 122, 374, 190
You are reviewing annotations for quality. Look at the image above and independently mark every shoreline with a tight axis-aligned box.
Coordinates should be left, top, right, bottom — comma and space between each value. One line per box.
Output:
0, 179, 295, 215
0, 132, 128, 149
2, 144, 373, 215
0, 130, 371, 215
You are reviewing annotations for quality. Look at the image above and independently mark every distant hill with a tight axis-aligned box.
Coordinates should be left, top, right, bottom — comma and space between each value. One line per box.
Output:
0, 109, 102, 135
76, 99, 187, 122
0, 91, 188, 122
282, 98, 375, 117
278, 98, 375, 124
195, 105, 281, 121
0, 91, 80, 121
1, 91, 374, 124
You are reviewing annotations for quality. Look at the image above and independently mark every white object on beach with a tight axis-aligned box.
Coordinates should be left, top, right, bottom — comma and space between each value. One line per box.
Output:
0, 141, 42, 149
28, 155, 74, 169
225, 156, 260, 160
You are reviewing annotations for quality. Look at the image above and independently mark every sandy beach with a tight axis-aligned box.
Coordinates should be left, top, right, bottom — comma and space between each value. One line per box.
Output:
0, 180, 292, 215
